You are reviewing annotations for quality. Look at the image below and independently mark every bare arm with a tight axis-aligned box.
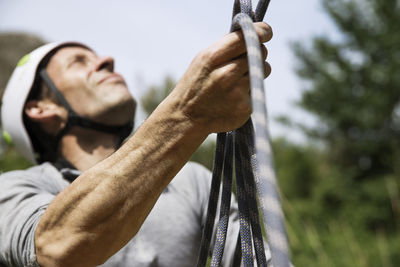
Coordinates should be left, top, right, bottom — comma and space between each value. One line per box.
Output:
35, 22, 272, 267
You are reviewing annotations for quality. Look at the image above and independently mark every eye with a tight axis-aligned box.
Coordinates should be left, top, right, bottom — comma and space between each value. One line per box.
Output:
71, 55, 88, 66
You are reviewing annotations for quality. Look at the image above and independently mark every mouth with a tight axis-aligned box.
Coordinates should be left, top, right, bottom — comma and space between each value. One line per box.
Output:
98, 73, 125, 85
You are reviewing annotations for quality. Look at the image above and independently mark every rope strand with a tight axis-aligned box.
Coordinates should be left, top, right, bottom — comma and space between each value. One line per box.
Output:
197, 1, 290, 266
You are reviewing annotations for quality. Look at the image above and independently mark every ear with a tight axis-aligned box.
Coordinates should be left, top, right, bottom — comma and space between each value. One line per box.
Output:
24, 99, 62, 123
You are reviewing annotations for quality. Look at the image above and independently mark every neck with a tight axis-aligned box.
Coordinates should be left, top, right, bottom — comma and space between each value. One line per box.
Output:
58, 127, 121, 171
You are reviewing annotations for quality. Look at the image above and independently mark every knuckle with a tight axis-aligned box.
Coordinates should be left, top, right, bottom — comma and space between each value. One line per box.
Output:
198, 49, 213, 65
213, 71, 225, 85
229, 62, 241, 75
197, 50, 208, 63
196, 49, 216, 73
258, 22, 273, 42
215, 63, 241, 86
211, 68, 228, 87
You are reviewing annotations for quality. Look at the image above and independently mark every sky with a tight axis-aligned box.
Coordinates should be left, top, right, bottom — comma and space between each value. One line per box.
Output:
0, 0, 339, 141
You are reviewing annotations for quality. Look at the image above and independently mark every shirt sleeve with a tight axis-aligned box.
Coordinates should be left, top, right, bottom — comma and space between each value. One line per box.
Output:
0, 166, 65, 267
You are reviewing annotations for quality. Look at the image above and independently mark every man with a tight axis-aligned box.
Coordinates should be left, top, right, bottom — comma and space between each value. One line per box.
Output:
0, 22, 272, 267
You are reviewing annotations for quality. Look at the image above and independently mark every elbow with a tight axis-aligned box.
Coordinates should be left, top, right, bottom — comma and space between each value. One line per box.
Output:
35, 233, 107, 267
35, 239, 71, 267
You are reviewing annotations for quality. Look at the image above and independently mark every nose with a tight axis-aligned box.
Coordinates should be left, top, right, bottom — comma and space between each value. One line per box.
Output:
95, 56, 114, 72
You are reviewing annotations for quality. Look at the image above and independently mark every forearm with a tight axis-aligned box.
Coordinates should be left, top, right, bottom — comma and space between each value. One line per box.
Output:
35, 94, 208, 267
35, 21, 272, 267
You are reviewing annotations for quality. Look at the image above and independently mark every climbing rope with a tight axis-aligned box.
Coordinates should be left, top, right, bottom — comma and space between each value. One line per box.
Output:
197, 1, 290, 266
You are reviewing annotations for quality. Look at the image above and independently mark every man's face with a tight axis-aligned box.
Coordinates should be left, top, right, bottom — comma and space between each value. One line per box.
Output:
46, 46, 136, 125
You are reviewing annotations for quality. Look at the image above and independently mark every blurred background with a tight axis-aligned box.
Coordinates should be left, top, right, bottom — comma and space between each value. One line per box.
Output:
1, 0, 399, 266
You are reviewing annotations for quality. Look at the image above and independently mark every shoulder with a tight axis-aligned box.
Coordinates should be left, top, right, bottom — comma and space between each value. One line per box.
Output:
1, 162, 58, 178
0, 163, 66, 267
0, 162, 68, 195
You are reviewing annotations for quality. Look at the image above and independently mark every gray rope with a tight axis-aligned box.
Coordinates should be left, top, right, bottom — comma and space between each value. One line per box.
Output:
234, 131, 256, 267
233, 10, 290, 266
197, 1, 290, 266
210, 132, 234, 266
197, 133, 226, 267
236, 122, 268, 266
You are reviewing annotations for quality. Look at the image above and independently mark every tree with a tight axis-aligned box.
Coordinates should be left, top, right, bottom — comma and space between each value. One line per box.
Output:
284, 0, 400, 265
293, 0, 400, 180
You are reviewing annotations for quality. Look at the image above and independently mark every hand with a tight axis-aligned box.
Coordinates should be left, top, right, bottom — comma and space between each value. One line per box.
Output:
172, 22, 272, 134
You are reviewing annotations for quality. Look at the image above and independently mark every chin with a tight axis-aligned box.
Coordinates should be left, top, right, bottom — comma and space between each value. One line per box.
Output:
98, 97, 137, 126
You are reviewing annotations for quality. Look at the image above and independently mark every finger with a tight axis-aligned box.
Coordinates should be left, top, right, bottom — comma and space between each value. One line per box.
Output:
234, 74, 251, 94
239, 59, 270, 80
234, 45, 267, 77
210, 54, 250, 88
207, 22, 272, 66
230, 78, 252, 113
235, 63, 270, 92
261, 45, 268, 61
264, 61, 272, 78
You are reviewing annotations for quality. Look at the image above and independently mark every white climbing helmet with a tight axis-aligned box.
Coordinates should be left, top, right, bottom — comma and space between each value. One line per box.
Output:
1, 41, 89, 163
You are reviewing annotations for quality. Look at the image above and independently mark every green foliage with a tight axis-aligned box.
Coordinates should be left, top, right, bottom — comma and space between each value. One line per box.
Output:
273, 138, 318, 199
190, 138, 216, 171
278, 0, 400, 265
292, 0, 400, 179
274, 139, 399, 266
2, 13, 398, 265
0, 148, 32, 172
141, 76, 175, 116
142, 6, 400, 257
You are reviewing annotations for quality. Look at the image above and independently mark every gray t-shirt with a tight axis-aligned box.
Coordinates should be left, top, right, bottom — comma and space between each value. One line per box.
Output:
0, 162, 270, 266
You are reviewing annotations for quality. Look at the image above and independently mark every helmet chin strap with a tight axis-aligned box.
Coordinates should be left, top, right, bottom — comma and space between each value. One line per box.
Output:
38, 69, 133, 161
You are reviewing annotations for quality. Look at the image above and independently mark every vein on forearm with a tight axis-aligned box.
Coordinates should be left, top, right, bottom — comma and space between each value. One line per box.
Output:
36, 95, 208, 265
